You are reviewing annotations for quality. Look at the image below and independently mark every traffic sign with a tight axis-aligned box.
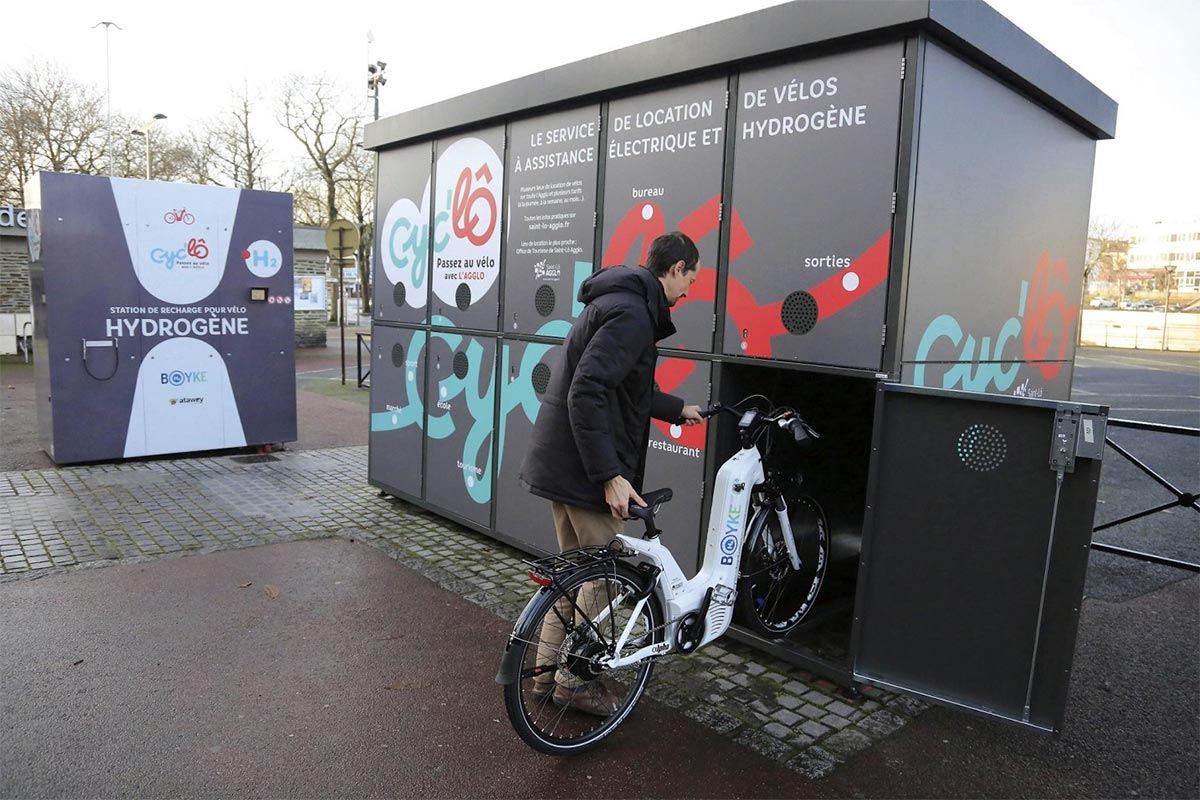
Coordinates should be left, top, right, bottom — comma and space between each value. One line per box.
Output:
325, 219, 360, 259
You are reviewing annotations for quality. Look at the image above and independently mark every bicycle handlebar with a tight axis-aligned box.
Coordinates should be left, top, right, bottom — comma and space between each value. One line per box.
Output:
698, 401, 821, 444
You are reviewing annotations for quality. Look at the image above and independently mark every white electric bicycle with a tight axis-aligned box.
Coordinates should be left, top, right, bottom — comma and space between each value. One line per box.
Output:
497, 397, 829, 754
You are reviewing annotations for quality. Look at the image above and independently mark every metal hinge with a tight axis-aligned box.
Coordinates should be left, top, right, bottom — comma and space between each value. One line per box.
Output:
711, 315, 717, 332
891, 192, 897, 214
592, 211, 597, 228
881, 323, 887, 346
718, 202, 723, 222
1050, 406, 1079, 473
900, 57, 906, 80
725, 90, 730, 110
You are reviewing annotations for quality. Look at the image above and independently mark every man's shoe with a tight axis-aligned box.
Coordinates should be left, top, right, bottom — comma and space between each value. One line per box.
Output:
552, 681, 621, 717
529, 681, 555, 704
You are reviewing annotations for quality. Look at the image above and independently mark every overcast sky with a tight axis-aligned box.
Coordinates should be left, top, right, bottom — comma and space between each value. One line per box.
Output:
5, 0, 1197, 228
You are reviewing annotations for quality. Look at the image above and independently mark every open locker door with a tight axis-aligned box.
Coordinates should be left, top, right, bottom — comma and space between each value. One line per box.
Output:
851, 384, 1108, 733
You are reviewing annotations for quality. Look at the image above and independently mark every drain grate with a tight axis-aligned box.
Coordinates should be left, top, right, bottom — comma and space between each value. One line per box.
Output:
231, 454, 281, 464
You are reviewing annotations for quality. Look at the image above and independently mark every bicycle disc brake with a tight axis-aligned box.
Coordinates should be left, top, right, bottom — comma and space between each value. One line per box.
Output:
562, 629, 607, 681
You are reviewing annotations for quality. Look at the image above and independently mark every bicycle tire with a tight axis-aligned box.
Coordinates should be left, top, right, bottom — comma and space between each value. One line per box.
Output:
737, 495, 828, 638
502, 561, 662, 755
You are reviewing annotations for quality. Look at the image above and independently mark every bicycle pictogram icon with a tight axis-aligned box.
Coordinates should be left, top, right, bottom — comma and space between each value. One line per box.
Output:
164, 208, 195, 225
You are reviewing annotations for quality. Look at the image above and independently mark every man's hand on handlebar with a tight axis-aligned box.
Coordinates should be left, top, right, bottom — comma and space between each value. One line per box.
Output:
604, 474, 645, 520
680, 405, 704, 426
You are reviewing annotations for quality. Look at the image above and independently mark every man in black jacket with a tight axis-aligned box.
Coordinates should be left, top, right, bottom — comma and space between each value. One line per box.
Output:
520, 231, 703, 715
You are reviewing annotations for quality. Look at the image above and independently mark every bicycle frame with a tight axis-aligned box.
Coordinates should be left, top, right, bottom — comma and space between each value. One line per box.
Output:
599, 443, 791, 670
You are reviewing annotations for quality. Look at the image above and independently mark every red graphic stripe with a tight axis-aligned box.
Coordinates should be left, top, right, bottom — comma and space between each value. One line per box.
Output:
810, 231, 891, 320
651, 357, 706, 449
602, 202, 665, 267
724, 277, 786, 357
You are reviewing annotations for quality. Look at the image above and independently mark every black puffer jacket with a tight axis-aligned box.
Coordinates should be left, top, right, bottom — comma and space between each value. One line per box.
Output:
520, 266, 685, 512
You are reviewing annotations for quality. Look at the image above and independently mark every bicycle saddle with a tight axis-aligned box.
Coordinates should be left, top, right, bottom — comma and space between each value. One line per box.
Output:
628, 488, 672, 538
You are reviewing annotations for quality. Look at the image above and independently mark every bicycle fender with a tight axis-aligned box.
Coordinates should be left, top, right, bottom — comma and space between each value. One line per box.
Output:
495, 589, 548, 685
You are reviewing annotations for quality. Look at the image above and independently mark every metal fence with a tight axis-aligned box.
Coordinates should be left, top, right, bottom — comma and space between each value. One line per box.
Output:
1079, 310, 1200, 351
1092, 417, 1199, 572
356, 333, 372, 388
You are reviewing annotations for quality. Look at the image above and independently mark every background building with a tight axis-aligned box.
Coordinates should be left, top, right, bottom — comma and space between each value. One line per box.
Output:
1129, 217, 1200, 294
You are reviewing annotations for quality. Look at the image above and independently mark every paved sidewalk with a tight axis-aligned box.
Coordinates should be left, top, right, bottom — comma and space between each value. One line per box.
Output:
0, 446, 924, 778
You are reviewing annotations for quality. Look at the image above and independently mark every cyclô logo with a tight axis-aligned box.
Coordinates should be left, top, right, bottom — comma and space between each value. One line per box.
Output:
151, 238, 210, 270
160, 370, 208, 386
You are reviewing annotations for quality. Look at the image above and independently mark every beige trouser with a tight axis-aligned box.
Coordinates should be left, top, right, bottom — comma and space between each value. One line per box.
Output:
535, 502, 624, 689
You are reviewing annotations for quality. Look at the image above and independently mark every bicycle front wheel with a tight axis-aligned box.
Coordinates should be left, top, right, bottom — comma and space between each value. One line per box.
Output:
501, 561, 663, 755
737, 495, 828, 637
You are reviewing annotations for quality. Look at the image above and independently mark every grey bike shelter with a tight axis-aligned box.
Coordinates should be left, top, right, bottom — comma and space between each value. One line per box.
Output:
363, 0, 1116, 733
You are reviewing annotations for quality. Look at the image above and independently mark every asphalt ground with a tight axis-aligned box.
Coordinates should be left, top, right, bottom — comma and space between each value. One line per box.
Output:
1070, 347, 1200, 604
0, 339, 1196, 798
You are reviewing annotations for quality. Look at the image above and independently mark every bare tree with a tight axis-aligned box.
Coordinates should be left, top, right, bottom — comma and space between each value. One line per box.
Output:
278, 74, 364, 321
284, 167, 328, 227
0, 60, 106, 204
277, 74, 361, 223
192, 83, 273, 189
1087, 216, 1130, 297
339, 145, 376, 314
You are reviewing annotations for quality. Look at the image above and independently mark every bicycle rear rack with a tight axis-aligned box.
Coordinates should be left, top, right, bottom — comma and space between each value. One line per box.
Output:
524, 545, 631, 579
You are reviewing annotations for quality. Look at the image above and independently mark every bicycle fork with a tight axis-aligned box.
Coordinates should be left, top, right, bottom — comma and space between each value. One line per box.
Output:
762, 495, 803, 572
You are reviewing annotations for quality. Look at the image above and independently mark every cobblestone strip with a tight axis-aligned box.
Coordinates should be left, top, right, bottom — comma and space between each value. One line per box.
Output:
0, 446, 926, 776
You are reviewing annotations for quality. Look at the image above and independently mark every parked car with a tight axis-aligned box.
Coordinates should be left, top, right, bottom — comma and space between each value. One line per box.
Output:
1089, 298, 1118, 308
1129, 301, 1155, 311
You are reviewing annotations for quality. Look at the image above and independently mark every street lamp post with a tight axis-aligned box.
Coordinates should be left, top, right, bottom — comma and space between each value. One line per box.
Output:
1161, 264, 1177, 351
130, 113, 168, 180
367, 61, 387, 121
92, 21, 122, 176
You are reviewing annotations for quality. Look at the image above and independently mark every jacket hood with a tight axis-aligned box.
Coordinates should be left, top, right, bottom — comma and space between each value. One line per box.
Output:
578, 265, 676, 341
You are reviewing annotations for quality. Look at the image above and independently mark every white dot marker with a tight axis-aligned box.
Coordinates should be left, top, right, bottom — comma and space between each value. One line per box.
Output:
669, 424, 682, 439
466, 476, 475, 488
440, 386, 448, 398
842, 271, 860, 292
740, 340, 748, 351
641, 204, 654, 221
391, 414, 398, 425
407, 370, 414, 382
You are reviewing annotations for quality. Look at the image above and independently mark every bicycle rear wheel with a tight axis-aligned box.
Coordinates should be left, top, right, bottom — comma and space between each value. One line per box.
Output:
737, 495, 828, 637
501, 561, 662, 754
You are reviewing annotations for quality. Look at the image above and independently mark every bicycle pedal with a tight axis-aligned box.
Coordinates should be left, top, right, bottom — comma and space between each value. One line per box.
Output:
712, 585, 736, 606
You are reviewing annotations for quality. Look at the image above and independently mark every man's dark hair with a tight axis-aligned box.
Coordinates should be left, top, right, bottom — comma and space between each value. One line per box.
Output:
645, 231, 699, 277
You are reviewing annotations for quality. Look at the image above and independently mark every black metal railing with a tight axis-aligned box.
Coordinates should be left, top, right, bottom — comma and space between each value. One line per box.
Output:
356, 333, 371, 388
1092, 418, 1199, 572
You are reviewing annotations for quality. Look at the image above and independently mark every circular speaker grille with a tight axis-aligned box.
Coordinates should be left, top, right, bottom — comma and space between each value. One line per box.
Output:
455, 282, 472, 311
781, 291, 819, 335
957, 424, 1007, 472
452, 351, 470, 379
531, 363, 551, 395
534, 285, 556, 317
393, 282, 406, 307
390, 343, 405, 369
